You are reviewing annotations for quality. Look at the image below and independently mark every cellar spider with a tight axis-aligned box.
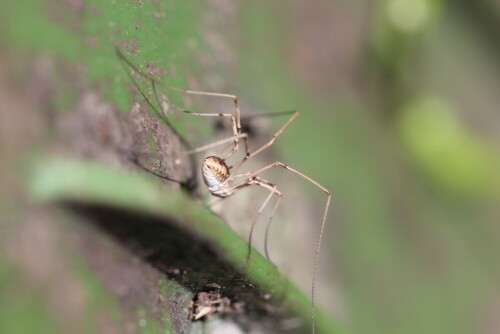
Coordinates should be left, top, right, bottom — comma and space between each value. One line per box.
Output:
117, 48, 331, 334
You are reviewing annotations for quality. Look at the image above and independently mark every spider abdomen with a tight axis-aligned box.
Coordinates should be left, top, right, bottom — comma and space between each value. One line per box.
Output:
202, 156, 231, 197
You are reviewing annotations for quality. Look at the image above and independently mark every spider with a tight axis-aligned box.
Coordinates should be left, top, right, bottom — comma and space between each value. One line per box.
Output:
117, 48, 331, 334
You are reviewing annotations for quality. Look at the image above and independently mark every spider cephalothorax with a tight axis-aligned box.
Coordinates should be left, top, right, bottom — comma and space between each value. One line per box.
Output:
202, 156, 231, 198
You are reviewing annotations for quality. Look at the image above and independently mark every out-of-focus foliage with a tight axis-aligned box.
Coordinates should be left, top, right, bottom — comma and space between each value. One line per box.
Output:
372, 0, 443, 71
237, 1, 500, 334
397, 96, 500, 197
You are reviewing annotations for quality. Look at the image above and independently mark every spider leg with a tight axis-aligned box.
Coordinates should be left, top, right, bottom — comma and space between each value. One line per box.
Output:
230, 111, 300, 174
181, 111, 245, 160
252, 177, 282, 262
117, 48, 250, 160
240, 110, 297, 122
183, 133, 248, 155
232, 161, 331, 334
230, 177, 282, 266
118, 55, 198, 191
230, 172, 252, 179
172, 92, 249, 160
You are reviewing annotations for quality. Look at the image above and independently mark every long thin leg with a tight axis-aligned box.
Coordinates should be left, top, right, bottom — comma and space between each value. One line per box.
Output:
230, 111, 300, 173
183, 133, 248, 155
233, 178, 282, 265
240, 110, 297, 122
117, 48, 241, 116
118, 56, 199, 191
245, 181, 275, 265
151, 80, 169, 118
216, 111, 299, 161
263, 190, 281, 262
230, 172, 252, 179
248, 111, 299, 159
252, 177, 283, 263
182, 111, 241, 159
118, 51, 193, 153
229, 161, 331, 334
117, 48, 249, 160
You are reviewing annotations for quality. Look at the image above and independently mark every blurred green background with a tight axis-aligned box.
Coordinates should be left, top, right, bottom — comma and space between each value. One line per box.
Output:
1, 0, 500, 333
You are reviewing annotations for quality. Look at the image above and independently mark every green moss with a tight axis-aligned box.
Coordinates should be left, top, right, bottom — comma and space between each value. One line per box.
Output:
1, 0, 202, 116
157, 277, 190, 333
135, 306, 168, 334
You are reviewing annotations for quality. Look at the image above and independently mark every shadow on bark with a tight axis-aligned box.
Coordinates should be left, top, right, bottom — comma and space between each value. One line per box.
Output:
65, 201, 301, 333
